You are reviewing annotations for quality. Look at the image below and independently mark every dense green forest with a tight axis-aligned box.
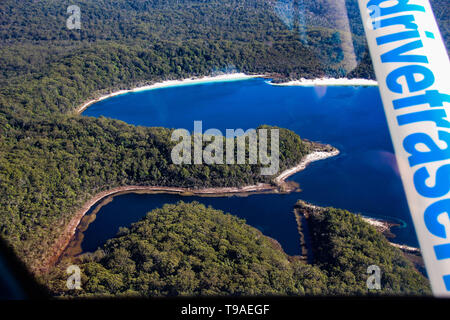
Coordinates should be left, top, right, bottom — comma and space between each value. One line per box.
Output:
0, 0, 447, 292
1, 122, 310, 273
296, 201, 431, 294
46, 201, 430, 296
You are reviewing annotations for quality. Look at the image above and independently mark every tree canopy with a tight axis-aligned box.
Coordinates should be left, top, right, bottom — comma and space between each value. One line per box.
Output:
48, 201, 430, 297
0, 0, 445, 293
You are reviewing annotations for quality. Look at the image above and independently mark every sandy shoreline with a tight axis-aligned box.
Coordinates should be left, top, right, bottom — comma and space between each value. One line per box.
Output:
269, 77, 378, 87
51, 73, 377, 273
41, 149, 339, 273
76, 74, 378, 114
275, 150, 340, 184
76, 73, 263, 114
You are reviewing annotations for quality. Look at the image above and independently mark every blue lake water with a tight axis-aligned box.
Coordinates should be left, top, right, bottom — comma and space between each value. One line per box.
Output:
81, 78, 419, 255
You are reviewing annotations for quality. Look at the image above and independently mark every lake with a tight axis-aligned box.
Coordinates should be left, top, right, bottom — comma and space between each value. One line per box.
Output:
81, 78, 418, 255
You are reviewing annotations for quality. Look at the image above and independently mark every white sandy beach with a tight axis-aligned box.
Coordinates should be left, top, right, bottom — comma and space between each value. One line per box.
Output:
275, 150, 340, 184
76, 73, 262, 114
269, 77, 378, 87
77, 74, 379, 114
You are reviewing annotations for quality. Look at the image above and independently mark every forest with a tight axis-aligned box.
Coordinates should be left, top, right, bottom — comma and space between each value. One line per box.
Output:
297, 200, 431, 294
46, 201, 430, 297
1, 121, 310, 274
0, 0, 448, 293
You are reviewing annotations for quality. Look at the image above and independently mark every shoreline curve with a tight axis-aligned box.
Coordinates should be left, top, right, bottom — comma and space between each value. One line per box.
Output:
75, 74, 378, 115
76, 73, 264, 114
41, 149, 340, 273
269, 77, 378, 87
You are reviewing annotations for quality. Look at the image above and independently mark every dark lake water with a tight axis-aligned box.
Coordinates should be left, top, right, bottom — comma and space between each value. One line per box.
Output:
81, 78, 418, 255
